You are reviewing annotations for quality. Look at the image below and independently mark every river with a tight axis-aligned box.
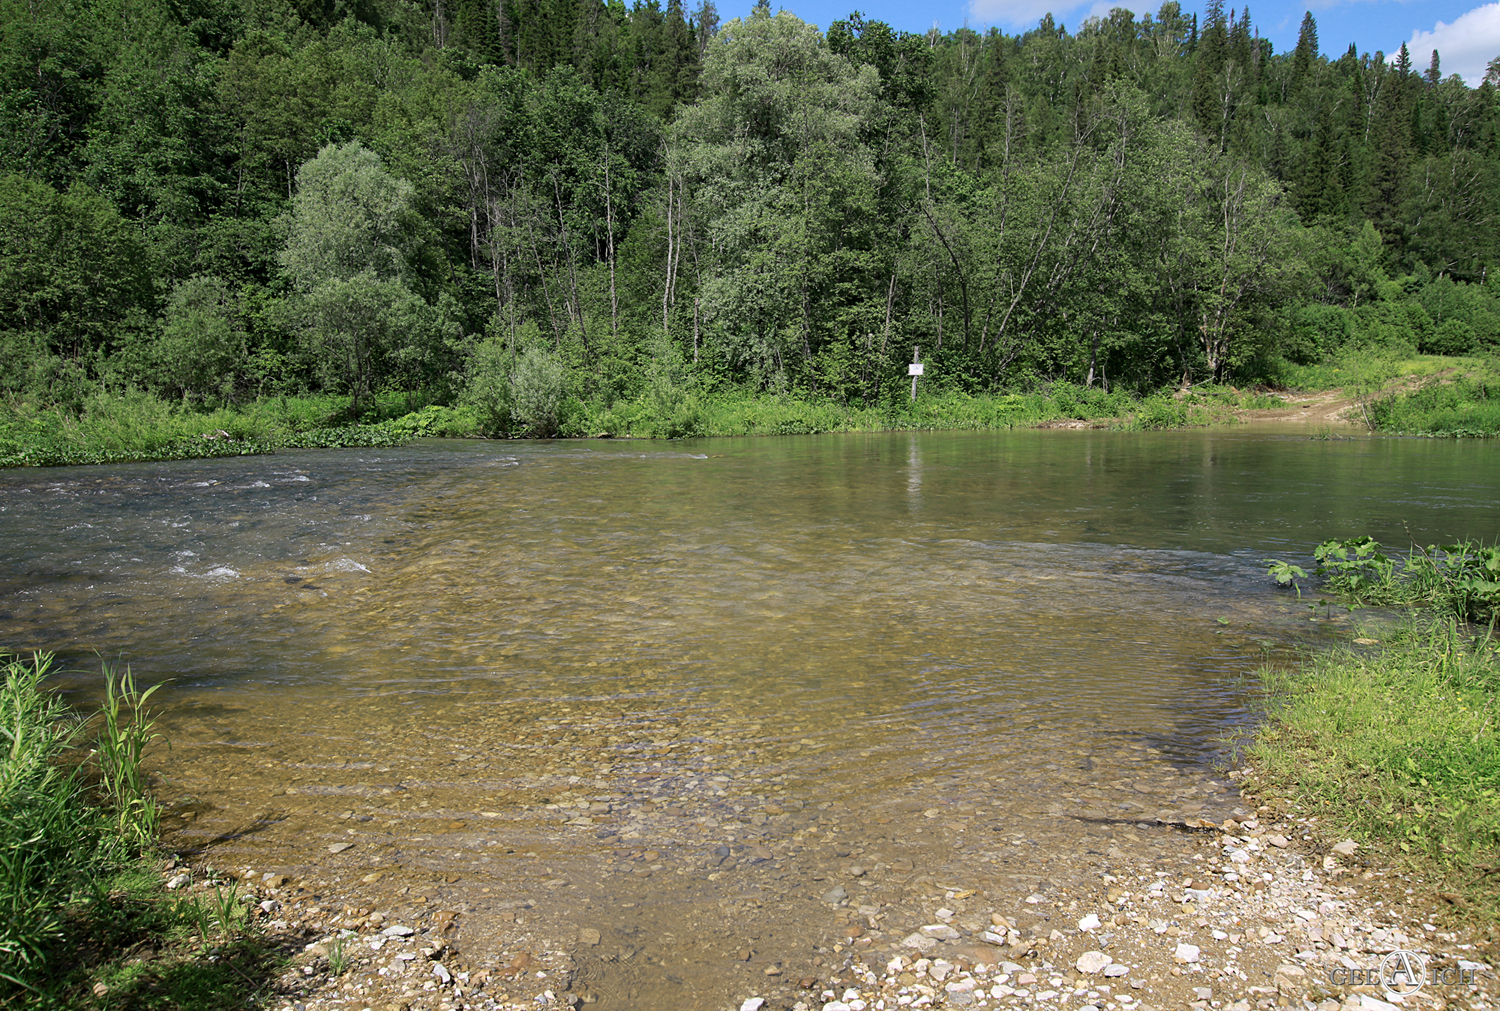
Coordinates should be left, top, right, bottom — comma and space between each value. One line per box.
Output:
1, 426, 1496, 1008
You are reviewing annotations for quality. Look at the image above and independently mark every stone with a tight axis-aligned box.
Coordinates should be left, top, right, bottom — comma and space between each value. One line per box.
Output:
328, 842, 354, 854
432, 963, 452, 984
929, 960, 953, 981
383, 925, 416, 937
166, 873, 190, 890
1358, 996, 1399, 1011
1103, 964, 1130, 978
823, 885, 847, 904
1331, 840, 1359, 856
579, 928, 601, 946
920, 924, 961, 940
1194, 988, 1213, 1001
1267, 835, 1289, 848
981, 931, 1008, 946
1173, 943, 1201, 964
1076, 952, 1113, 975
902, 933, 938, 953
740, 999, 766, 1011
1078, 914, 1102, 932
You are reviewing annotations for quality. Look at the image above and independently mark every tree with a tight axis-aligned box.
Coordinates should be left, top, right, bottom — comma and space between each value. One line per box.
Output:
157, 275, 248, 400
0, 174, 152, 396
279, 142, 452, 409
671, 9, 883, 389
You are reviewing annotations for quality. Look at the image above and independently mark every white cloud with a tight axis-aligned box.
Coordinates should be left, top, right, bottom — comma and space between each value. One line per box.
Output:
966, 0, 1089, 29
1405, 3, 1500, 85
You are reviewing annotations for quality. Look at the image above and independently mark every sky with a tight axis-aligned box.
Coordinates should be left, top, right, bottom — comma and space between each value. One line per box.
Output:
718, 0, 1500, 85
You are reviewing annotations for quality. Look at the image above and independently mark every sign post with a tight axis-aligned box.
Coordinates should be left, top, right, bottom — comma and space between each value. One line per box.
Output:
908, 346, 924, 402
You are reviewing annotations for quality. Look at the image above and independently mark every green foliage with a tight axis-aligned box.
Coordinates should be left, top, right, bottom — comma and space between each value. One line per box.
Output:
93, 661, 165, 853
0, 653, 91, 979
510, 347, 567, 437
2, 0, 1500, 424
0, 174, 153, 399
1313, 536, 1500, 624
157, 275, 250, 401
1249, 620, 1500, 921
1368, 376, 1500, 437
1264, 560, 1309, 597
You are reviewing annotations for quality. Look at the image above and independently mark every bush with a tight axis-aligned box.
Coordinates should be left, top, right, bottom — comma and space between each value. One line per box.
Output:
511, 347, 566, 437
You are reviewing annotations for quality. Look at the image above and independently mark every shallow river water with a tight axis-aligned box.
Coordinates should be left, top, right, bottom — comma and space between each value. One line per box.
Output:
1, 427, 1497, 1008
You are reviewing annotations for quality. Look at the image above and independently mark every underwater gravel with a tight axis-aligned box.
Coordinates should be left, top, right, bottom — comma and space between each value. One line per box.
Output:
176, 769, 1495, 1011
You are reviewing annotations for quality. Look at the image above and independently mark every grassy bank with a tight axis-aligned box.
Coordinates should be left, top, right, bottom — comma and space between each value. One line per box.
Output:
0, 383, 1265, 469
0, 653, 282, 1006
1247, 538, 1500, 929
1275, 349, 1500, 436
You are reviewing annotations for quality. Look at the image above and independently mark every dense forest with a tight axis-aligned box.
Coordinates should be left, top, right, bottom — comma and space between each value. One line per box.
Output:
2, 0, 1498, 431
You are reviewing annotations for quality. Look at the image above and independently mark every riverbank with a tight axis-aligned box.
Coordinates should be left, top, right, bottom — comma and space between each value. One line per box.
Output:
0, 385, 1263, 469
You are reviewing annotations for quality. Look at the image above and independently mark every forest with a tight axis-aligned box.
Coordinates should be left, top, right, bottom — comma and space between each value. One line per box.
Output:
2, 0, 1498, 436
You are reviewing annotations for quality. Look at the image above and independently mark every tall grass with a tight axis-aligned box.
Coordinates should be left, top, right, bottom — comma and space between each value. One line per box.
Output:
1368, 377, 1500, 437
0, 653, 167, 994
1248, 620, 1500, 920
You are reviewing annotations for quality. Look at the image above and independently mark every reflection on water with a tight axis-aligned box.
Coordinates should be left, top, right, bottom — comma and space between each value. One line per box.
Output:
1, 428, 1497, 1007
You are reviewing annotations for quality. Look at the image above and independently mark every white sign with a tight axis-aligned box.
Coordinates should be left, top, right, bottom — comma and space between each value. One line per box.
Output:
908, 363, 925, 376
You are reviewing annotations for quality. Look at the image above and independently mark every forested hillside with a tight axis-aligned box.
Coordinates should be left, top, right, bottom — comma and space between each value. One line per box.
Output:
2, 0, 1497, 431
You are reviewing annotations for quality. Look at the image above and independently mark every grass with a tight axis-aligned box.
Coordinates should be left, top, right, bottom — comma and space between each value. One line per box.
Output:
0, 652, 291, 1007
0, 390, 448, 468
1368, 376, 1500, 437
1, 382, 1254, 468
1248, 535, 1500, 931
565, 384, 1245, 439
1245, 619, 1500, 927
1271, 348, 1500, 437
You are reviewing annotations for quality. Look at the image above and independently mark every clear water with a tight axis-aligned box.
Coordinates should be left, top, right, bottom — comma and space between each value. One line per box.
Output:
2, 426, 1495, 1006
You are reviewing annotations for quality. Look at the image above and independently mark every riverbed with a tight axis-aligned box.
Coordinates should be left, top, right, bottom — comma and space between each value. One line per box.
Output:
2, 427, 1497, 1009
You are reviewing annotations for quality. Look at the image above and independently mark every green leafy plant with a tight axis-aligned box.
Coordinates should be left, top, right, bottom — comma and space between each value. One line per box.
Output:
93, 661, 166, 853
327, 933, 352, 975
1264, 559, 1308, 597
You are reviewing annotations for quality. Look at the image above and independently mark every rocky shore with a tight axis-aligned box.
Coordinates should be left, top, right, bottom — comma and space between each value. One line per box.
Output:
169, 771, 1495, 1011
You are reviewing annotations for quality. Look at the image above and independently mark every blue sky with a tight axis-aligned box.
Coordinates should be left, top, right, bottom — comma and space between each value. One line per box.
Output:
721, 0, 1500, 84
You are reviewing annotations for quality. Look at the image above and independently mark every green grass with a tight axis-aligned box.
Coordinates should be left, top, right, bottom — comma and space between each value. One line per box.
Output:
1274, 351, 1489, 392
0, 390, 453, 468
0, 652, 292, 1006
564, 384, 1242, 439
1368, 376, 1500, 437
1246, 619, 1500, 926
2, 384, 1251, 467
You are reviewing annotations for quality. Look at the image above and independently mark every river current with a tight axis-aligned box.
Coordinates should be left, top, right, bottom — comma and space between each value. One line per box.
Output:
1, 426, 1495, 1007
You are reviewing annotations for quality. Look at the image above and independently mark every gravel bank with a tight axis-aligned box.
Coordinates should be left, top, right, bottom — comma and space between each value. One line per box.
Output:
171, 777, 1495, 1011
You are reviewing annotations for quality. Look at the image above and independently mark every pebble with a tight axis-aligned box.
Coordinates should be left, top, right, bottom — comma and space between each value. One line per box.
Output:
1076, 951, 1113, 974
740, 999, 765, 1011
1078, 913, 1102, 932
1174, 942, 1201, 963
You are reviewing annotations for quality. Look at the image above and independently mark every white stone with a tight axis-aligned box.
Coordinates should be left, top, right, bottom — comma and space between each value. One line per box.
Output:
1103, 964, 1130, 978
1331, 840, 1359, 856
1173, 943, 1201, 964
740, 999, 766, 1011
981, 930, 1008, 945
382, 925, 416, 937
902, 933, 938, 952
166, 873, 190, 890
821, 1004, 851, 1011
1078, 914, 1102, 932
432, 963, 451, 984
1076, 952, 1113, 974
920, 924, 961, 940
